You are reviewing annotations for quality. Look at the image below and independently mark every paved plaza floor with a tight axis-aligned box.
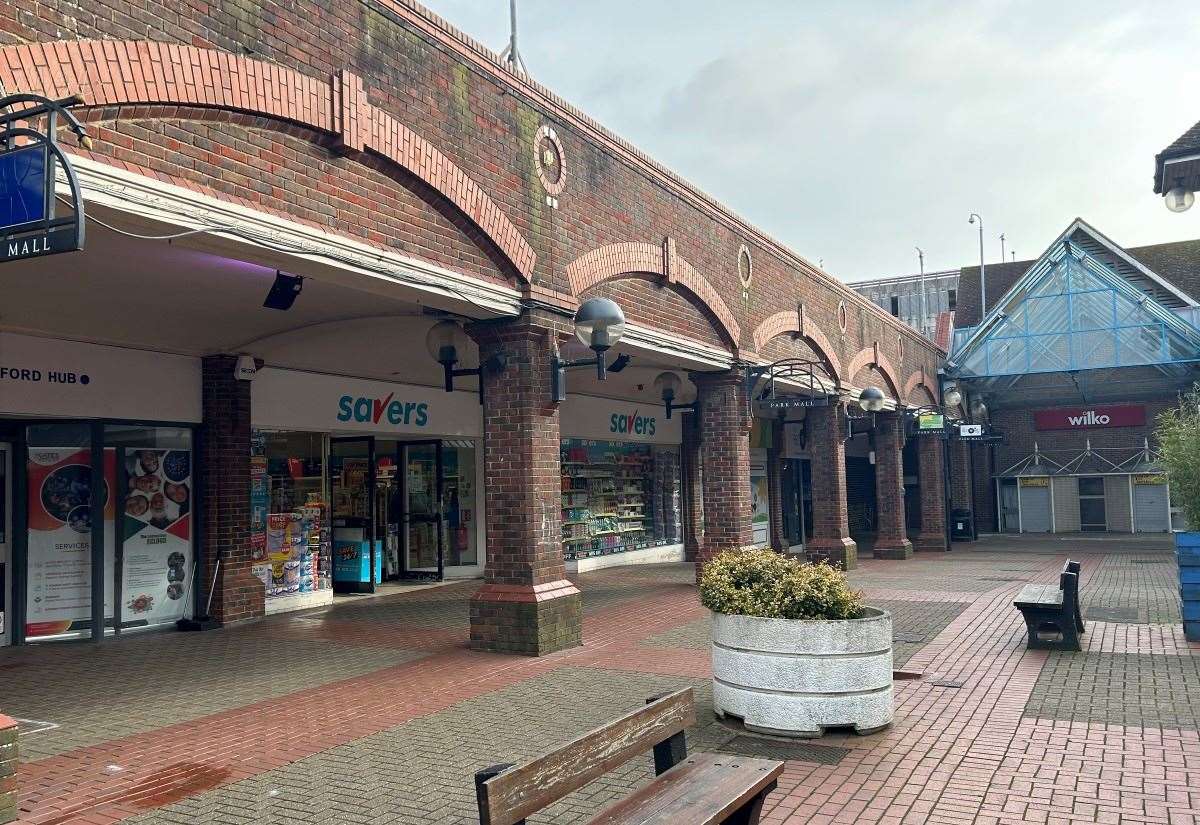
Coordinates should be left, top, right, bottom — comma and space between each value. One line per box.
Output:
1, 534, 1197, 824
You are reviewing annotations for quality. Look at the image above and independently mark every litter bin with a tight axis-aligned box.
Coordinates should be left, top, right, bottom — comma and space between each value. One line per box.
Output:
950, 509, 976, 541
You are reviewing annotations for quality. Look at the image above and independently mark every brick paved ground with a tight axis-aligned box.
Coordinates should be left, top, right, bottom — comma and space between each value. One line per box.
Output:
0, 533, 1195, 824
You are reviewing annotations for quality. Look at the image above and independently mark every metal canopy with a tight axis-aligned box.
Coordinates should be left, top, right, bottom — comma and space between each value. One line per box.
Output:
997, 439, 1161, 478
949, 239, 1200, 386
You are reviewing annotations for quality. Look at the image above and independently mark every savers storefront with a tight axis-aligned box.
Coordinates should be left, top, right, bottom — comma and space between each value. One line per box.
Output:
249, 367, 484, 614
558, 395, 684, 572
0, 332, 201, 645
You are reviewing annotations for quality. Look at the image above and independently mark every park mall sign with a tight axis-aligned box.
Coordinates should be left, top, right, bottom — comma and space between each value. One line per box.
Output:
1033, 405, 1146, 431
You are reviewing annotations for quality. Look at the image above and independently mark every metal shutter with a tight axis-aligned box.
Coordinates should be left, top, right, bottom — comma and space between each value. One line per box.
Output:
1134, 482, 1170, 533
1019, 486, 1051, 533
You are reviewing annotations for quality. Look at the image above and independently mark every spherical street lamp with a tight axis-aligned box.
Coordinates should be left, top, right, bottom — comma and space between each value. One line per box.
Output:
1166, 186, 1195, 213
573, 298, 626, 355
859, 386, 886, 413
943, 384, 963, 409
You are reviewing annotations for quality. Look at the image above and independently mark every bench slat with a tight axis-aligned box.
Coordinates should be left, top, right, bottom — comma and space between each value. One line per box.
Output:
479, 688, 696, 825
1014, 584, 1062, 607
586, 754, 782, 825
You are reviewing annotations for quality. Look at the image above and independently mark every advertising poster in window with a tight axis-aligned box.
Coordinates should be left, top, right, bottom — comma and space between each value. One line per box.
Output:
121, 449, 192, 627
25, 447, 116, 637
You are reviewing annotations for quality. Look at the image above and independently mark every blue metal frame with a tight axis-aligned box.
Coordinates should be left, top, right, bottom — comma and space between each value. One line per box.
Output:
948, 240, 1200, 379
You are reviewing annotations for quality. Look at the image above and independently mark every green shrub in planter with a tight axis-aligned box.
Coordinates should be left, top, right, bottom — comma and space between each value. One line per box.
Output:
699, 548, 864, 620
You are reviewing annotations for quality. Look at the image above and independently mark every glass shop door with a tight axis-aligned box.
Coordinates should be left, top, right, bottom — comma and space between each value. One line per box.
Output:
330, 437, 378, 593
401, 441, 444, 580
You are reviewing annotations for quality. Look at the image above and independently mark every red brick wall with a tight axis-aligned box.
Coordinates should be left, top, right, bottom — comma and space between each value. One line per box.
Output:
806, 404, 857, 568
200, 355, 265, 624
692, 371, 752, 570
466, 312, 581, 655
0, 1, 944, 385
916, 438, 948, 551
874, 413, 912, 558
681, 415, 704, 561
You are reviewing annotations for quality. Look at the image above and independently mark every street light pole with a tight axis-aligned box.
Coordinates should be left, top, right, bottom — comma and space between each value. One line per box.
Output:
999, 233, 1006, 264
915, 246, 927, 337
969, 213, 985, 319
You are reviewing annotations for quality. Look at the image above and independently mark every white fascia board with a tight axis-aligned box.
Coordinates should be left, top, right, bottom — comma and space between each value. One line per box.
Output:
60, 154, 523, 317
620, 323, 734, 370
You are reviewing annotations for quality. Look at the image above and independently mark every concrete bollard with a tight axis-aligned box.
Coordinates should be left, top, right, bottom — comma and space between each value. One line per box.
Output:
0, 715, 17, 824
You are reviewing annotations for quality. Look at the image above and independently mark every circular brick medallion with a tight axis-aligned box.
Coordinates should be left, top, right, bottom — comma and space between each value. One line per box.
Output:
737, 245, 753, 291
838, 301, 848, 332
534, 125, 566, 196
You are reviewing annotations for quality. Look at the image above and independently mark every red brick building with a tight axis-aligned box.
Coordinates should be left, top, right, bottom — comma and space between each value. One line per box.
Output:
0, 1, 946, 654
948, 219, 1200, 537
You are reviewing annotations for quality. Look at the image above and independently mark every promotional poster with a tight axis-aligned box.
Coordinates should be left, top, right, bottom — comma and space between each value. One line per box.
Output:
120, 448, 192, 628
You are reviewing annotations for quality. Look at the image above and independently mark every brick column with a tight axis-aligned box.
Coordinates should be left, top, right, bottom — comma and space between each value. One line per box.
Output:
681, 413, 704, 561
949, 440, 972, 511
0, 715, 15, 825
690, 370, 753, 576
467, 311, 581, 655
767, 418, 786, 551
807, 403, 857, 569
916, 437, 949, 551
201, 355, 265, 625
874, 413, 913, 559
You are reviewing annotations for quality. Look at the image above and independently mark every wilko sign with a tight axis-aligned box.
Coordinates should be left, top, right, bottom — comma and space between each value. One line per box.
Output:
1033, 405, 1146, 431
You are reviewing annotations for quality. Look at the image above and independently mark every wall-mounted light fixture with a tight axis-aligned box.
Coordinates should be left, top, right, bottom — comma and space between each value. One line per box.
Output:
263, 271, 303, 311
653, 371, 697, 419
551, 298, 626, 401
942, 383, 963, 409
425, 319, 507, 393
858, 386, 886, 413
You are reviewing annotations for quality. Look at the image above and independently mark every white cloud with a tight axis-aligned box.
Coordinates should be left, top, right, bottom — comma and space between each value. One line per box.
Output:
419, 0, 1200, 280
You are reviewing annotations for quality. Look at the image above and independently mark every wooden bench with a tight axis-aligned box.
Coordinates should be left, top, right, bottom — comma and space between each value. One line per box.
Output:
474, 688, 783, 825
1014, 559, 1085, 651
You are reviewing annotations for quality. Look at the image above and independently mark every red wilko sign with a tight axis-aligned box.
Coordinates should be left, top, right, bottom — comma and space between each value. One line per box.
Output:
1033, 405, 1146, 431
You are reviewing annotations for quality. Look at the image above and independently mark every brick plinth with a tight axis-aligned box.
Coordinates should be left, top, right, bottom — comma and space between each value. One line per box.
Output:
467, 312, 581, 655
767, 417, 786, 551
200, 355, 265, 625
681, 414, 704, 561
807, 404, 858, 569
874, 413, 913, 560
690, 370, 753, 576
0, 714, 16, 825
916, 437, 949, 551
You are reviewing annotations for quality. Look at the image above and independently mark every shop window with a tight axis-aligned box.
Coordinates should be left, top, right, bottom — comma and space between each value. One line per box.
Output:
560, 439, 681, 560
250, 431, 331, 599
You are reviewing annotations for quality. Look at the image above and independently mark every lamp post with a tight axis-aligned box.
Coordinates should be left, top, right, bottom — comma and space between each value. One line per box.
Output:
915, 246, 927, 337
968, 213, 985, 319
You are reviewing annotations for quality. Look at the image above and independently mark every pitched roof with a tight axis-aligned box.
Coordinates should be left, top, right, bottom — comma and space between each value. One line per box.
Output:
955, 221, 1200, 327
1155, 119, 1200, 194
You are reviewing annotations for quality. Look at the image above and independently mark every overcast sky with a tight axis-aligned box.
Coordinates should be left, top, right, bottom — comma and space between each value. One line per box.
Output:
419, 1, 1200, 283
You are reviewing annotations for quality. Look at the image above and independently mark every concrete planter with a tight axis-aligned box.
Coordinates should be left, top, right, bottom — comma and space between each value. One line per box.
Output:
711, 608, 893, 737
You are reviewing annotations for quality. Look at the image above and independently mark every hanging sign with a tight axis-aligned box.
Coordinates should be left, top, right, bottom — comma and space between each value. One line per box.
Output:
0, 93, 89, 264
909, 411, 948, 438
756, 395, 830, 412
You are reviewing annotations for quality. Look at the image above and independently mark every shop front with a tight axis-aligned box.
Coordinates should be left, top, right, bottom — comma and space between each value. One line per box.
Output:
558, 395, 684, 572
0, 332, 201, 645
249, 367, 484, 614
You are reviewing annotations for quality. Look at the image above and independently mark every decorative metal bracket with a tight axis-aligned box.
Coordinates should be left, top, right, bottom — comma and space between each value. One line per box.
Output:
0, 92, 90, 263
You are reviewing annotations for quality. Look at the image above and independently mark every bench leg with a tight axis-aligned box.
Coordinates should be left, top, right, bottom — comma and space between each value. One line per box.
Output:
475, 764, 522, 825
722, 780, 777, 825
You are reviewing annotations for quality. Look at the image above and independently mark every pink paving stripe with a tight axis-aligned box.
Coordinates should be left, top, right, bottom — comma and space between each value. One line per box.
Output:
15, 580, 709, 823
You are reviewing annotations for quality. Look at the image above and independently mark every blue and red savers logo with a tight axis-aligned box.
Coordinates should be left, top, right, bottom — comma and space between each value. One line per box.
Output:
610, 408, 656, 436
337, 392, 429, 427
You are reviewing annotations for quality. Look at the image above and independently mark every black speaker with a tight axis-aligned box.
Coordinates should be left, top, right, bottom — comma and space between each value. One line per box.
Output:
263, 271, 303, 310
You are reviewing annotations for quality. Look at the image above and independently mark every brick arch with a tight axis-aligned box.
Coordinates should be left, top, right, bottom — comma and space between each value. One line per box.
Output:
749, 311, 843, 382
904, 370, 938, 406
847, 346, 902, 401
564, 241, 741, 349
0, 40, 536, 282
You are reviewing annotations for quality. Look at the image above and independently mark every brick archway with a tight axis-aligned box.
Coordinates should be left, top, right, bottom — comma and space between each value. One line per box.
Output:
750, 310, 844, 382
904, 369, 939, 406
564, 241, 741, 350
847, 346, 902, 401
0, 40, 536, 282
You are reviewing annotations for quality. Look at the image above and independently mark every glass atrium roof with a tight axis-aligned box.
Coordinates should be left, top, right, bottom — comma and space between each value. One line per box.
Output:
949, 240, 1200, 380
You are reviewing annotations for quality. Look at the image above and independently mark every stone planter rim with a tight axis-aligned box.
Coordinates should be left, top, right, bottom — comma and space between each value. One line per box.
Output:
709, 605, 889, 625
